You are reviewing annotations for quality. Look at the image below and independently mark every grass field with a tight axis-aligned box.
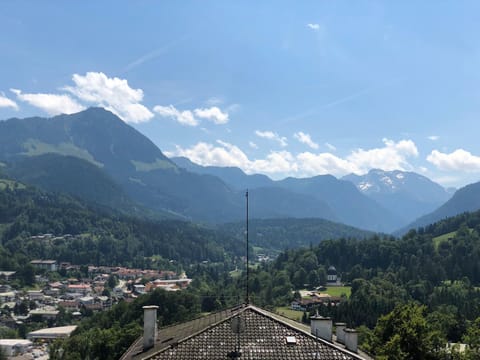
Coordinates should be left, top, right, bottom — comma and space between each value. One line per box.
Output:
299, 286, 351, 298
325, 286, 351, 298
433, 231, 457, 249
229, 269, 242, 278
275, 306, 304, 322
0, 179, 26, 191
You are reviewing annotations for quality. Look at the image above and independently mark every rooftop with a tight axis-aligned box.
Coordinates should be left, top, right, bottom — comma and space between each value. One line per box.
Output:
122, 304, 366, 360
27, 325, 77, 339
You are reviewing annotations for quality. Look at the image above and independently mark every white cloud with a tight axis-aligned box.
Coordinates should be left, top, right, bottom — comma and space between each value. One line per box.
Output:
166, 138, 419, 180
325, 142, 336, 151
153, 105, 198, 126
194, 106, 229, 124
166, 141, 296, 176
250, 151, 298, 175
347, 138, 418, 173
255, 130, 288, 147
10, 88, 84, 115
294, 131, 319, 149
249, 141, 258, 149
154, 103, 230, 127
64, 72, 153, 123
307, 23, 320, 31
0, 93, 18, 110
297, 152, 357, 177
165, 141, 249, 168
428, 135, 439, 141
427, 149, 480, 172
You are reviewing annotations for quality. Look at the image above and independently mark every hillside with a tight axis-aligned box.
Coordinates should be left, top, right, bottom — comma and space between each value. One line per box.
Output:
4, 153, 145, 216
398, 181, 480, 235
172, 156, 273, 190
0, 108, 246, 223
0, 184, 243, 271
219, 217, 374, 254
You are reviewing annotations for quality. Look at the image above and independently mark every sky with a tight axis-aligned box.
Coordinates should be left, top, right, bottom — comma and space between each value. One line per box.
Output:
1, 1, 480, 188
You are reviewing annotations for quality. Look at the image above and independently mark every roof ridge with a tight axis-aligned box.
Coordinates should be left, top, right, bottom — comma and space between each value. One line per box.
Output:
245, 305, 366, 360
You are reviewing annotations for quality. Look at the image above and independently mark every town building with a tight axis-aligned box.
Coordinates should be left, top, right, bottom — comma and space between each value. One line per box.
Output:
27, 325, 77, 341
327, 266, 339, 285
30, 260, 58, 272
0, 271, 15, 282
0, 339, 33, 357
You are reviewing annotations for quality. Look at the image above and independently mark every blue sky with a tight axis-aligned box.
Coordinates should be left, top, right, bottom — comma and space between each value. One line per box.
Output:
1, 1, 480, 188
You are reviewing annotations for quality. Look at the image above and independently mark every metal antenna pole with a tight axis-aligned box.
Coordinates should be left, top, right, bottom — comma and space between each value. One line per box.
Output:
246, 190, 249, 304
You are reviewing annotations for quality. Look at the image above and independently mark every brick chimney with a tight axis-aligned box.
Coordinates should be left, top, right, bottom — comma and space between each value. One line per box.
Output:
335, 322, 346, 344
344, 328, 358, 353
310, 314, 332, 342
143, 305, 159, 351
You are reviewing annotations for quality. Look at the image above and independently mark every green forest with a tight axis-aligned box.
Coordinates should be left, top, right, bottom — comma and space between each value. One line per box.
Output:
0, 182, 243, 276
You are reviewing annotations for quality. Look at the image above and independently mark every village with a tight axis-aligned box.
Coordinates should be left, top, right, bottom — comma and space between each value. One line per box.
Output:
0, 255, 192, 359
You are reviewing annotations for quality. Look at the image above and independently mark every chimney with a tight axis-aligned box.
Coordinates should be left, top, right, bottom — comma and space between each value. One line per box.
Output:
344, 328, 358, 353
143, 305, 159, 351
310, 314, 332, 342
335, 322, 346, 344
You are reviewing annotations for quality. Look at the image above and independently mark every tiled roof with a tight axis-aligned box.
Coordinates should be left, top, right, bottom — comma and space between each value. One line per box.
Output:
123, 305, 366, 360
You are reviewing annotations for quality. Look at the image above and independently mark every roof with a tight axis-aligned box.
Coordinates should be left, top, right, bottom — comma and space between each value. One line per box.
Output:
30, 260, 57, 264
0, 271, 16, 276
122, 304, 366, 360
327, 266, 337, 275
27, 325, 77, 339
0, 339, 32, 346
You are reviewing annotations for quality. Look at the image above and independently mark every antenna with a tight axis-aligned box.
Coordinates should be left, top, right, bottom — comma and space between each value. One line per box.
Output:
245, 189, 249, 304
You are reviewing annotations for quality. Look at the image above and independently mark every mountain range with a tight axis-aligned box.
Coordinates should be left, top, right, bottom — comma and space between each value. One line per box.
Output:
1, 107, 479, 234
343, 169, 452, 223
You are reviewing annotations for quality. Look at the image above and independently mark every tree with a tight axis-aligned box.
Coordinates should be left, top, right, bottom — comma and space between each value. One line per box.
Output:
463, 317, 480, 359
370, 303, 445, 360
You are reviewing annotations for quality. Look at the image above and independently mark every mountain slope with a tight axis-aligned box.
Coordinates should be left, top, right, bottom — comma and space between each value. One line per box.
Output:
172, 157, 400, 232
0, 108, 338, 224
0, 108, 247, 222
276, 175, 399, 232
343, 169, 451, 223
398, 181, 480, 234
172, 156, 273, 190
4, 153, 145, 216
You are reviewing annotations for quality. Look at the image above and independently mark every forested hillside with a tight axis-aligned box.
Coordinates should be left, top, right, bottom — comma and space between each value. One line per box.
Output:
400, 181, 480, 235
219, 218, 373, 254
240, 210, 480, 358
0, 182, 243, 273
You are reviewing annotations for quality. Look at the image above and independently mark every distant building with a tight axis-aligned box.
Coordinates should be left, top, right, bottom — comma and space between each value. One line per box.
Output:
27, 290, 44, 301
29, 307, 59, 320
30, 260, 58, 272
67, 283, 91, 295
0, 339, 33, 357
0, 271, 15, 281
134, 284, 146, 294
27, 325, 77, 341
0, 291, 16, 303
327, 266, 339, 284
